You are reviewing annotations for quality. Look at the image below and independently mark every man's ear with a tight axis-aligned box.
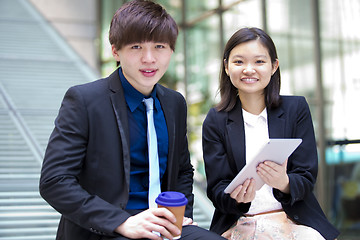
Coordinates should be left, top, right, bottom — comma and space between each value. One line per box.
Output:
111, 44, 121, 62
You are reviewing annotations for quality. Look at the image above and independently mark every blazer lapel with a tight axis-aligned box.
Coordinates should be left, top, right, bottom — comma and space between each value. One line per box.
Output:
156, 86, 176, 179
108, 70, 131, 192
267, 106, 285, 138
227, 99, 246, 171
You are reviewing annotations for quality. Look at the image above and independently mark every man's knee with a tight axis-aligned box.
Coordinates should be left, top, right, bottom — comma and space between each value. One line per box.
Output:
181, 225, 226, 239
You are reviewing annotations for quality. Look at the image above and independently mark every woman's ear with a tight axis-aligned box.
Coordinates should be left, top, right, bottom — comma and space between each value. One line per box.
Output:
272, 59, 279, 75
224, 59, 229, 76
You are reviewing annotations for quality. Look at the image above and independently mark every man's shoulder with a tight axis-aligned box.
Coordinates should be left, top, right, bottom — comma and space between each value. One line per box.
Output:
67, 78, 107, 94
61, 78, 111, 105
156, 84, 185, 100
70, 69, 118, 91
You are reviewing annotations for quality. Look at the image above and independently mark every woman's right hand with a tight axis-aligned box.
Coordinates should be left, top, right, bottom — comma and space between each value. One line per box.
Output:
230, 179, 256, 203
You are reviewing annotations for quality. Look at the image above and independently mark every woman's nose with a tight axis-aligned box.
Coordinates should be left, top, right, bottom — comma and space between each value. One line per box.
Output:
243, 65, 255, 74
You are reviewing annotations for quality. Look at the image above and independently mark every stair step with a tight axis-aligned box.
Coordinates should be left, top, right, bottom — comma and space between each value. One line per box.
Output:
0, 219, 59, 228
0, 227, 58, 236
0, 182, 40, 192
0, 162, 39, 167
0, 156, 36, 161
0, 205, 53, 211
0, 174, 40, 179
0, 198, 47, 205
0, 168, 40, 173
0, 211, 60, 219
0, 236, 56, 240
0, 191, 40, 197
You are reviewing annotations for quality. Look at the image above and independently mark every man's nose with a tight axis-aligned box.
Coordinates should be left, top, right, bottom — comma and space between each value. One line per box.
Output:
141, 49, 156, 63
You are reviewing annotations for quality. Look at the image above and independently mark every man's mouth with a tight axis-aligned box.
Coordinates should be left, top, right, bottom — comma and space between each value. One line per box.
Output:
140, 69, 157, 76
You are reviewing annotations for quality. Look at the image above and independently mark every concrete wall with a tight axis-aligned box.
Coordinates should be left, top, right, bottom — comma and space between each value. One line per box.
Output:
28, 0, 100, 72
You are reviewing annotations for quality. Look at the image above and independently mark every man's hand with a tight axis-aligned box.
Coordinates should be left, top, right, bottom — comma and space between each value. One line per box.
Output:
115, 208, 181, 240
182, 217, 198, 226
257, 159, 290, 193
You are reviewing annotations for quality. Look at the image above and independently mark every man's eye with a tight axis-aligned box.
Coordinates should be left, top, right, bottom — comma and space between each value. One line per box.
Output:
131, 45, 141, 49
155, 45, 165, 49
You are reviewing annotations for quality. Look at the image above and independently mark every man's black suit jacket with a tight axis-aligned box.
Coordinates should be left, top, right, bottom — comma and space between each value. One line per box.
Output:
202, 96, 339, 240
39, 69, 194, 240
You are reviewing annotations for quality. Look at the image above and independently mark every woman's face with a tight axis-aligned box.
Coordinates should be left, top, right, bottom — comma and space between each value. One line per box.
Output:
225, 40, 278, 98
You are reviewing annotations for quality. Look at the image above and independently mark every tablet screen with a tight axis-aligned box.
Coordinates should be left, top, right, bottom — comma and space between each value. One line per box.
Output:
224, 138, 302, 193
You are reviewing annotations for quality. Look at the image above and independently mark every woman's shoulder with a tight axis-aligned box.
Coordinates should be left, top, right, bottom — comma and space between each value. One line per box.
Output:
279, 95, 308, 107
203, 107, 230, 131
277, 95, 311, 117
205, 107, 228, 119
280, 95, 306, 102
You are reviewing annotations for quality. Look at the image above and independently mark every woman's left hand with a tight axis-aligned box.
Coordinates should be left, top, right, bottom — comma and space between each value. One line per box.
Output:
257, 159, 290, 193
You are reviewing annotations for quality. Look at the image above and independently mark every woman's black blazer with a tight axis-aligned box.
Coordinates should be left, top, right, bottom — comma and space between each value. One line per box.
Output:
202, 96, 339, 240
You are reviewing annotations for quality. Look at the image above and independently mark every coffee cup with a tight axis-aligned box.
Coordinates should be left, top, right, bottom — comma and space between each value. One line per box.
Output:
155, 191, 188, 239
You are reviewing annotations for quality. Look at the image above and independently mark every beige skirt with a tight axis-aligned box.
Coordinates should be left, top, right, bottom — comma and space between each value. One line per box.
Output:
221, 211, 325, 240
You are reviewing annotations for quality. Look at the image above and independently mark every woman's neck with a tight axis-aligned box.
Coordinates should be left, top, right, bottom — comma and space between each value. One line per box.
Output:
239, 94, 266, 115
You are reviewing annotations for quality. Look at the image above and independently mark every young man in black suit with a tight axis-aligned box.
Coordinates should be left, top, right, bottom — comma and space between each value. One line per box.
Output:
39, 1, 225, 239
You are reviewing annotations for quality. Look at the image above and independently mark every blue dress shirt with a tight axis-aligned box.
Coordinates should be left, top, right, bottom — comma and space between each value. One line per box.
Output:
119, 68, 168, 209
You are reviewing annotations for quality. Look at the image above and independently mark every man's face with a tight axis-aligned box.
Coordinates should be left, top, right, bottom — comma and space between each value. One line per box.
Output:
112, 41, 173, 96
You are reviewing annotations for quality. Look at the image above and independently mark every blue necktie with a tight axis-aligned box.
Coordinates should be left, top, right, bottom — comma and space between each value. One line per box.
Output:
143, 97, 161, 209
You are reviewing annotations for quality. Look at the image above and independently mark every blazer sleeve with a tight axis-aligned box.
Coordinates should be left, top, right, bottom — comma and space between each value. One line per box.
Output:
202, 108, 250, 215
273, 96, 319, 206
39, 86, 130, 237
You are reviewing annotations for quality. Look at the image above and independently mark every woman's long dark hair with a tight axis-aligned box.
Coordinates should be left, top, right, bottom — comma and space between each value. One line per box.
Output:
216, 27, 281, 112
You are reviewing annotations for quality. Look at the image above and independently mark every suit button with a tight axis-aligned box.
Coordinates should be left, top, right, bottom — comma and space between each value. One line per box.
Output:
294, 215, 299, 220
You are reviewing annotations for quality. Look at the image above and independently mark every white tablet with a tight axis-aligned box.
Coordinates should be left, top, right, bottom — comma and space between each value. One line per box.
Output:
224, 138, 302, 193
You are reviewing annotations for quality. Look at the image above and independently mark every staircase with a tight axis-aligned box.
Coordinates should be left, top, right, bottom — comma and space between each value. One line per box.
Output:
0, 0, 97, 239
0, 0, 212, 239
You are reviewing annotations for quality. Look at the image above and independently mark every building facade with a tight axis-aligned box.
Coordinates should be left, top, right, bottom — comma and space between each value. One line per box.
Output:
31, 0, 360, 235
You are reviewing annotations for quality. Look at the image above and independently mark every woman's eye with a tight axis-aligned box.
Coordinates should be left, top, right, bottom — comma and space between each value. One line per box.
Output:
256, 60, 265, 64
234, 60, 243, 64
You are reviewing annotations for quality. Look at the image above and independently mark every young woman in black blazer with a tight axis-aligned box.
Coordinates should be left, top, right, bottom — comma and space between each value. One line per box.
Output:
202, 27, 339, 240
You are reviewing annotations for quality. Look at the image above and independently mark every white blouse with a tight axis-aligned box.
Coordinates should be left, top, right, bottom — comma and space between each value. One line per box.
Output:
242, 108, 282, 215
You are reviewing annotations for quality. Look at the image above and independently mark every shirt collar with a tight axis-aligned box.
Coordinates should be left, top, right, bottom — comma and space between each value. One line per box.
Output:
119, 68, 158, 112
242, 107, 267, 127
